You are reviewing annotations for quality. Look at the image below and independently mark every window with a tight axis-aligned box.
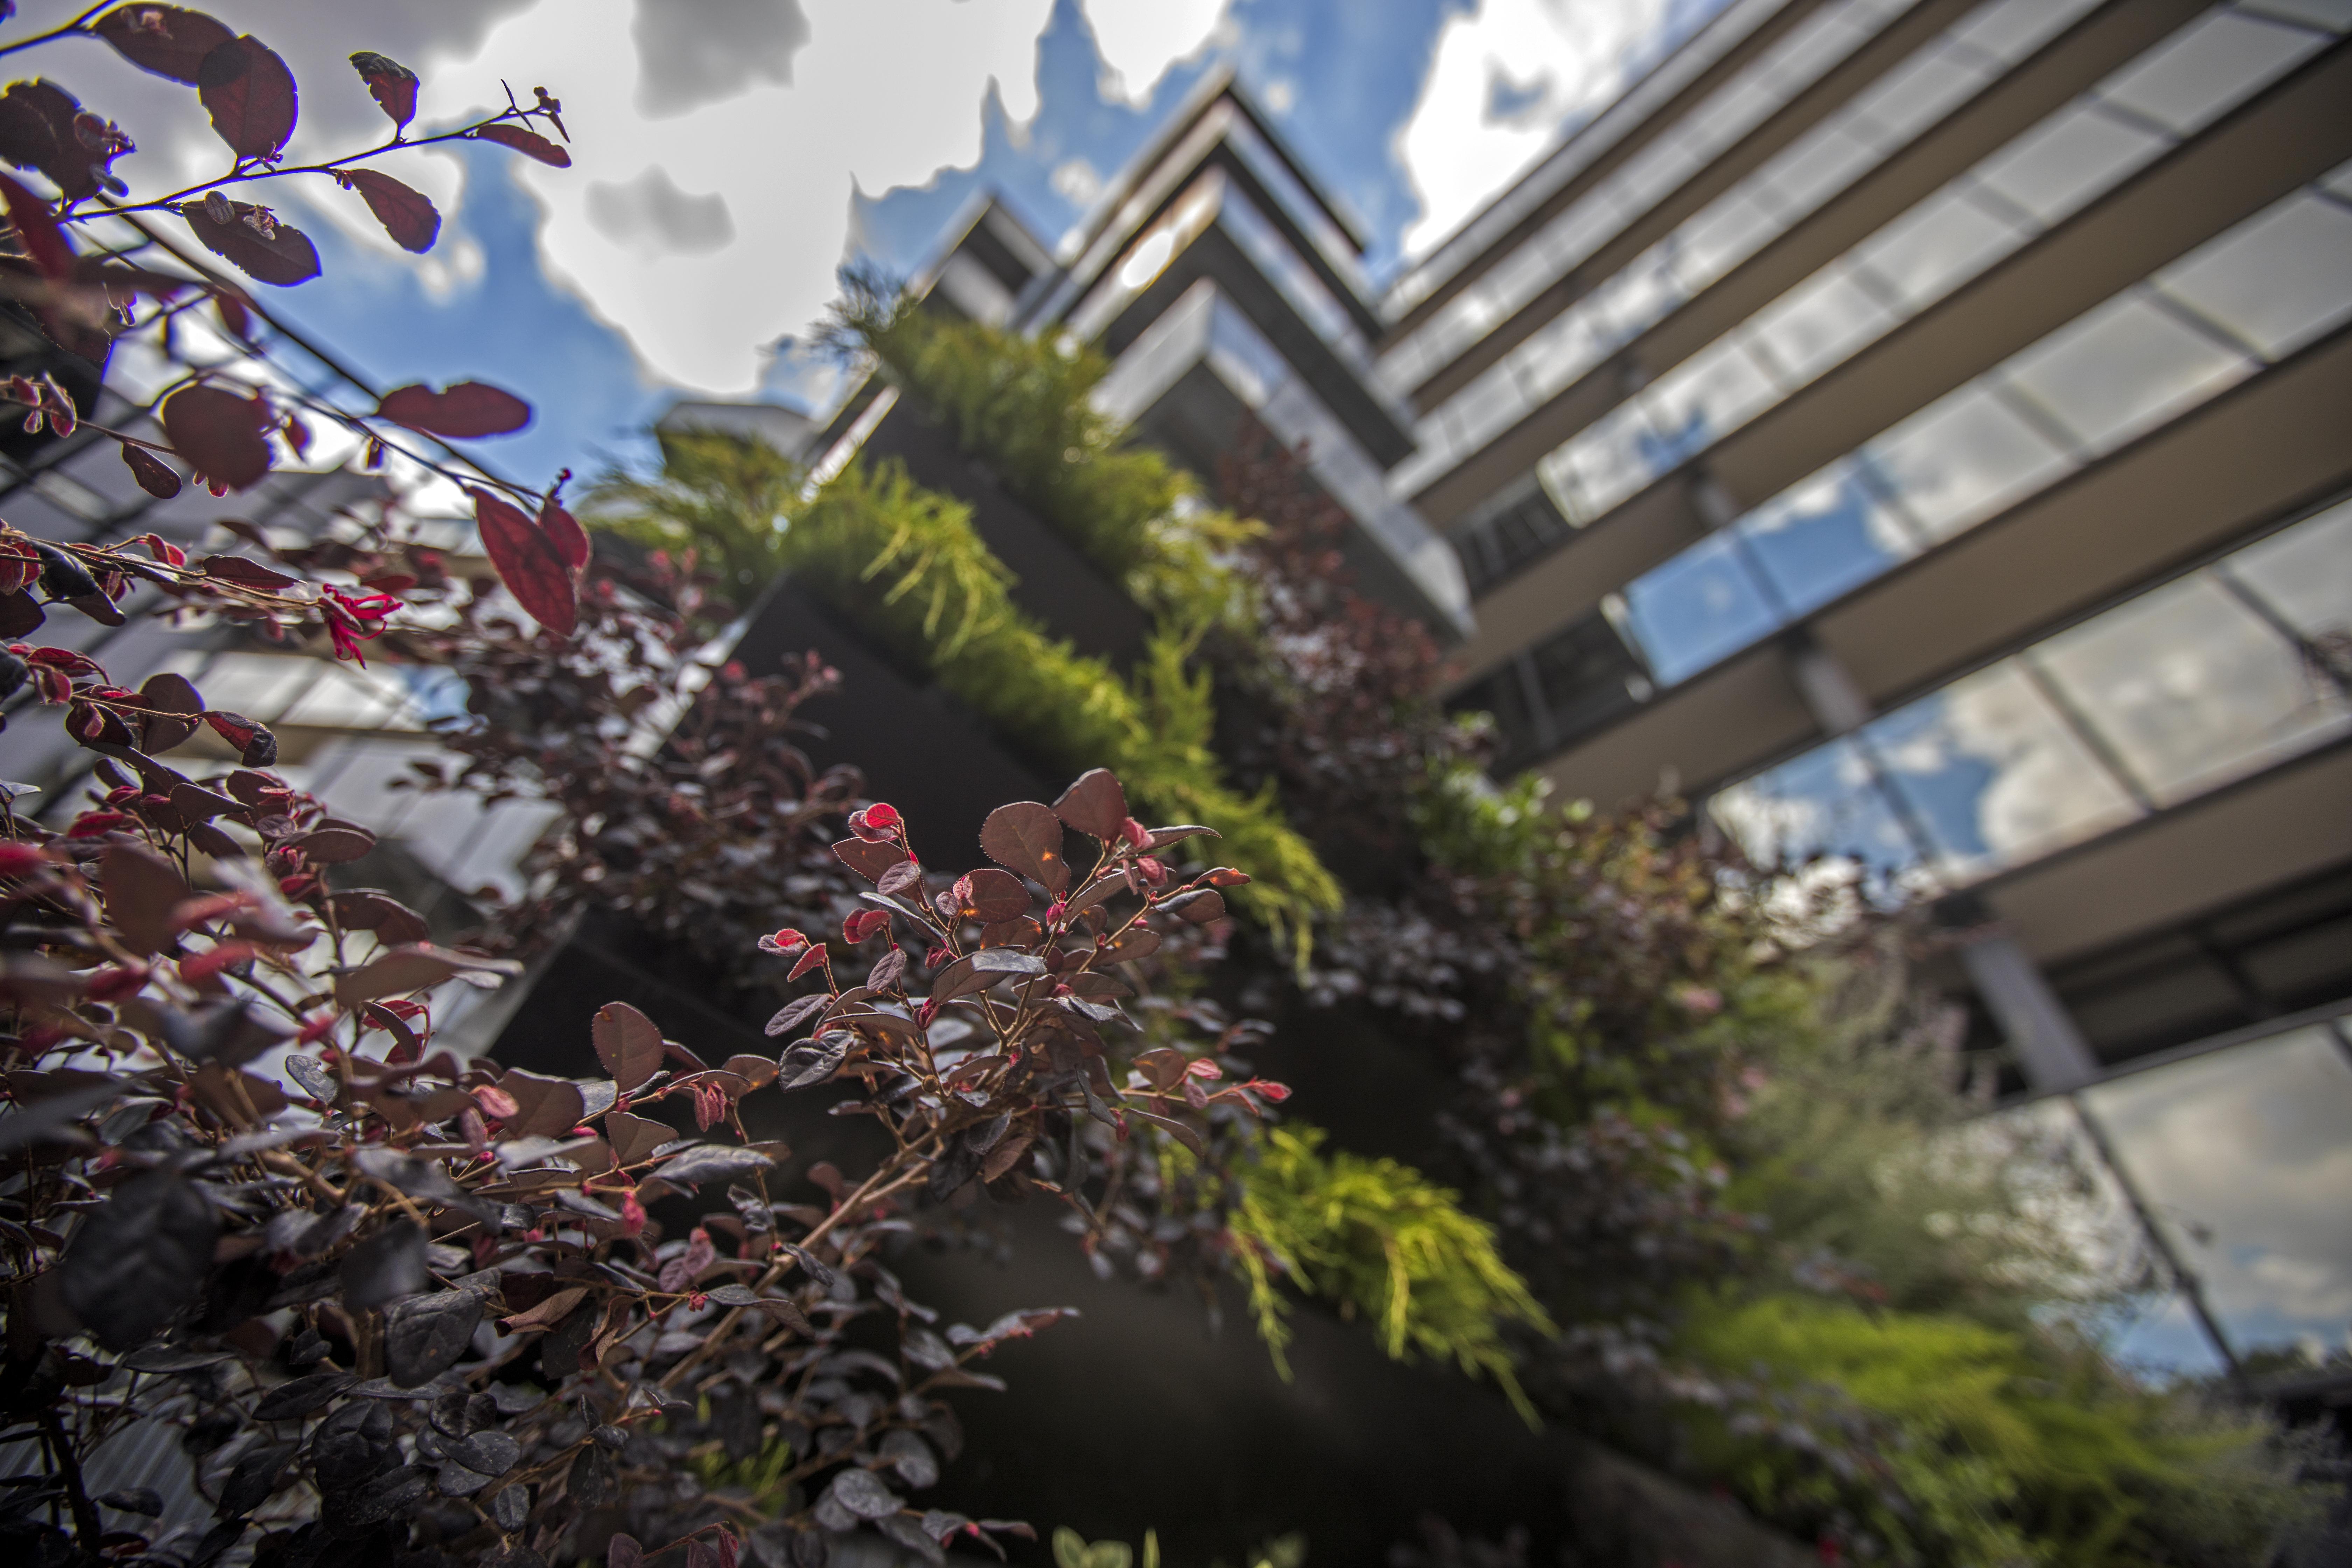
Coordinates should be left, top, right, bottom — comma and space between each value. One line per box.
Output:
2096, 8, 2329, 135
1738, 464, 1918, 617
2080, 1027, 2352, 1362
1620, 532, 1780, 684
1526, 609, 1648, 745
2155, 191, 2352, 359
2002, 294, 2249, 453
2224, 496, 2352, 642
1747, 264, 1897, 384
1862, 384, 2074, 540
1709, 738, 1925, 884
1970, 104, 2165, 223
1848, 188, 2021, 308
2036, 574, 2348, 804
1863, 665, 2141, 878
1641, 339, 1781, 455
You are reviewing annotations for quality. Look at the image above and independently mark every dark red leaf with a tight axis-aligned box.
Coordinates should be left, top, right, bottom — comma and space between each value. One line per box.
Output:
473, 122, 571, 167
197, 554, 295, 590
1052, 769, 1128, 841
979, 802, 1069, 895
337, 168, 438, 253
471, 488, 576, 636
180, 199, 318, 286
591, 1001, 663, 1092
161, 385, 271, 491
952, 868, 1030, 923
0, 172, 71, 280
539, 496, 590, 571
94, 6, 237, 85
328, 890, 430, 946
0, 80, 104, 200
120, 442, 182, 499
139, 671, 203, 752
380, 382, 531, 439
347, 51, 419, 131
197, 36, 298, 159
831, 838, 908, 883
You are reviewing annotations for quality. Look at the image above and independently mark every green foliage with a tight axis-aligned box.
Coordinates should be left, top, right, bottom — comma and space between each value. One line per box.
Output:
1225, 1125, 1554, 1424
1679, 1293, 2316, 1568
586, 425, 805, 595
835, 272, 1254, 629
783, 457, 1341, 943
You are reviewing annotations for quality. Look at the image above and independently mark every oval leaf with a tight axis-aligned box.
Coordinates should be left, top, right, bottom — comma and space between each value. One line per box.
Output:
380, 382, 530, 439
94, 6, 237, 84
348, 51, 418, 131
180, 198, 320, 286
495, 1069, 584, 1140
340, 168, 439, 252
472, 488, 576, 636
954, 867, 1029, 924
161, 384, 271, 491
328, 889, 431, 945
120, 442, 183, 499
591, 1001, 663, 1092
979, 802, 1068, 895
197, 35, 297, 159
474, 122, 571, 167
1052, 769, 1127, 841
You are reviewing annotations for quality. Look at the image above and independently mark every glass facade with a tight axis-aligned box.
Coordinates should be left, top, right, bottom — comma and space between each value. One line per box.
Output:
1530, 2, 2340, 531
1398, 0, 2114, 500
1431, 0, 2340, 586
1611, 175, 2352, 688
1707, 492, 2352, 895
1379, 0, 1946, 398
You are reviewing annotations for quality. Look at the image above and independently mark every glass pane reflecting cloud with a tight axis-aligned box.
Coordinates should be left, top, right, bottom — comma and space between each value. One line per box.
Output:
2083, 1027, 2352, 1359
2036, 575, 2351, 804
2156, 193, 2352, 358
2224, 495, 2352, 638
1620, 533, 1780, 683
1738, 464, 1918, 616
2003, 294, 2249, 452
1709, 737, 1925, 883
1863, 665, 2141, 878
1970, 104, 2165, 223
1864, 385, 2073, 539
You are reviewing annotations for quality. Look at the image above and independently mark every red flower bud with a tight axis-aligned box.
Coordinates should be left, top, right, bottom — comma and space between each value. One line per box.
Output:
620, 1190, 647, 1236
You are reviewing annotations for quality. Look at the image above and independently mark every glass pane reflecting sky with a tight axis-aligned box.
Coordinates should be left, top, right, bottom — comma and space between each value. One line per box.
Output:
1709, 490, 2352, 894
1446, 0, 2342, 575
1614, 176, 2350, 690
2082, 1026, 2352, 1359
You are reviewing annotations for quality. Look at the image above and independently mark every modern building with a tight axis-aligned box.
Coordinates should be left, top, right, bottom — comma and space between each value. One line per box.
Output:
829, 0, 2352, 1389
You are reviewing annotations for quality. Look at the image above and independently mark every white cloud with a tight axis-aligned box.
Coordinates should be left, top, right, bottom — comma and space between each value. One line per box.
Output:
586, 167, 737, 256
1394, 0, 1672, 256
1078, 0, 1230, 106
1050, 157, 1103, 208
414, 0, 1056, 393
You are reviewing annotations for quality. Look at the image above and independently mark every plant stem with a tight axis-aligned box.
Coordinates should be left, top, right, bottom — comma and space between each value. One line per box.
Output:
38, 1409, 101, 1550
0, 4, 106, 63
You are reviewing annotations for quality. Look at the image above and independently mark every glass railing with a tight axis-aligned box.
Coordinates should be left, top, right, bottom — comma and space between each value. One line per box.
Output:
1954, 1004, 2352, 1380
1385, 0, 1788, 321
1501, 2, 2343, 557
1378, 0, 1939, 397
1707, 484, 2351, 895
1617, 172, 2352, 686
1395, 0, 2112, 504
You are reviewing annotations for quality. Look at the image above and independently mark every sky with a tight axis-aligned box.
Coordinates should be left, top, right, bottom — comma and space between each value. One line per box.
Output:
9, 0, 1724, 488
